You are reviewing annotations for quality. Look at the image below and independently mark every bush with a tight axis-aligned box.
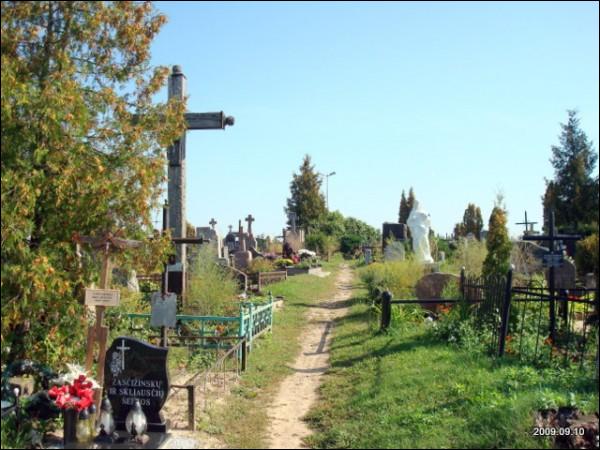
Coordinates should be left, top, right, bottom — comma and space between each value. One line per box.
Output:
274, 258, 294, 269
576, 232, 599, 278
359, 258, 425, 300
340, 234, 362, 257
185, 246, 239, 316
305, 232, 326, 254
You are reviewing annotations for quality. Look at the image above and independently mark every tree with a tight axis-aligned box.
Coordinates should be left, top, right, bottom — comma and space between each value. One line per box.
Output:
482, 202, 512, 278
285, 155, 326, 231
398, 190, 408, 223
454, 203, 484, 239
1, 1, 185, 366
544, 110, 599, 233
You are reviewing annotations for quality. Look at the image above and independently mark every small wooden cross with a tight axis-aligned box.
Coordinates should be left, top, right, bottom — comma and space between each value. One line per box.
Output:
73, 230, 141, 388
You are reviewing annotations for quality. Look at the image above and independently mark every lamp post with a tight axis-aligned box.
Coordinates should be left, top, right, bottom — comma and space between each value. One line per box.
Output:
321, 171, 336, 210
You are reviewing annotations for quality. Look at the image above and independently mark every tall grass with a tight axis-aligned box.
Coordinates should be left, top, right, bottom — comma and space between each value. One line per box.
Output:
358, 258, 425, 299
185, 246, 239, 316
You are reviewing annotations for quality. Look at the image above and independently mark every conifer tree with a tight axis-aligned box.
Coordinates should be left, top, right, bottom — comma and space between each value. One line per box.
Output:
398, 190, 408, 223
482, 202, 511, 278
543, 110, 599, 233
285, 155, 326, 231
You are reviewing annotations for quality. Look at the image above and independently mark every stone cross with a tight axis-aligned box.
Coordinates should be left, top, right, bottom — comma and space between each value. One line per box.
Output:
167, 65, 234, 296
209, 218, 217, 230
238, 220, 246, 252
245, 214, 255, 236
228, 225, 233, 234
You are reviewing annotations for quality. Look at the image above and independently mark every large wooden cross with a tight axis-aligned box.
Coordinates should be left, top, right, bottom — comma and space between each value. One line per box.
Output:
73, 230, 141, 398
522, 211, 581, 340
167, 65, 234, 297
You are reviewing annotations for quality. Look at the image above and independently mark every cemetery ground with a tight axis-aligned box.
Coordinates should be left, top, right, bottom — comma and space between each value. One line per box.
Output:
196, 257, 346, 449
303, 285, 599, 449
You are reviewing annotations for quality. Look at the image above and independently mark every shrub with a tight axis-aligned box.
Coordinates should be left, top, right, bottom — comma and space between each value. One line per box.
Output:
340, 234, 362, 257
305, 232, 326, 254
274, 258, 294, 269
185, 246, 239, 316
575, 232, 599, 278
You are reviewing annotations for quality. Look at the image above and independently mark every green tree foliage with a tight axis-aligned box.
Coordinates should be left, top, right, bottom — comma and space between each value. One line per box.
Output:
482, 205, 512, 278
543, 110, 599, 233
285, 154, 326, 231
398, 190, 408, 223
575, 232, 599, 279
454, 203, 484, 240
1, 1, 185, 366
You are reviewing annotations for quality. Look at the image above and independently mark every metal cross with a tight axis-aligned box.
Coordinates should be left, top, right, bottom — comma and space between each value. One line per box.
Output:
522, 211, 581, 340
209, 218, 217, 230
516, 211, 538, 235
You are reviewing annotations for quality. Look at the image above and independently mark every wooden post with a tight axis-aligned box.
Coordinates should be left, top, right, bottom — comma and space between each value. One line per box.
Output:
187, 385, 195, 431
460, 266, 466, 301
498, 267, 514, 357
241, 340, 248, 372
380, 290, 392, 330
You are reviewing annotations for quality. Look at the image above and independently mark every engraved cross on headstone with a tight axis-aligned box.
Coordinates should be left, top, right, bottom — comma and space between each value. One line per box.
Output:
116, 339, 130, 371
167, 65, 234, 296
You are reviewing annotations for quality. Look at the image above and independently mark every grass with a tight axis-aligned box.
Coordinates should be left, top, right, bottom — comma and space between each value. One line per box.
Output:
305, 298, 599, 449
199, 255, 344, 448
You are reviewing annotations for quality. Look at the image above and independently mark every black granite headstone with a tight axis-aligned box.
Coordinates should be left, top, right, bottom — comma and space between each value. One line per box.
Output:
382, 223, 408, 251
103, 337, 169, 432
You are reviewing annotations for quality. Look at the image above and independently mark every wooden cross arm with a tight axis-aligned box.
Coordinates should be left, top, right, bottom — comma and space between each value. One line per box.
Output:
172, 237, 209, 245
185, 112, 235, 130
522, 234, 582, 242
131, 111, 234, 130
72, 232, 142, 249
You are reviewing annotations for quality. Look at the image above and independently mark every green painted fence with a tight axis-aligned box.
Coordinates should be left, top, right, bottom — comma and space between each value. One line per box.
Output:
125, 295, 274, 350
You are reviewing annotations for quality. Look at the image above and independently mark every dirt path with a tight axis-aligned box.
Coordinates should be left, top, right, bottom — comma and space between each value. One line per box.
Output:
266, 264, 354, 449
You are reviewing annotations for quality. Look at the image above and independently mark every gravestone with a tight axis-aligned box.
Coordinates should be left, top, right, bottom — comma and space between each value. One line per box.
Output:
150, 292, 177, 328
384, 240, 405, 261
546, 258, 576, 290
415, 272, 460, 312
382, 223, 407, 241
104, 337, 169, 432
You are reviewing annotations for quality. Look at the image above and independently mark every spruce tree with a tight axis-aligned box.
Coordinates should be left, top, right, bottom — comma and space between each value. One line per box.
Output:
285, 155, 326, 231
544, 110, 599, 233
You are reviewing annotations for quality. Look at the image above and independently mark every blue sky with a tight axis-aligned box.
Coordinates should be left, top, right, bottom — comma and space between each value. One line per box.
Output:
150, 1, 599, 238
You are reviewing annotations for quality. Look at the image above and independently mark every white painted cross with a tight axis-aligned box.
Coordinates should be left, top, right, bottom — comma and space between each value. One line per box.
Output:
116, 339, 130, 371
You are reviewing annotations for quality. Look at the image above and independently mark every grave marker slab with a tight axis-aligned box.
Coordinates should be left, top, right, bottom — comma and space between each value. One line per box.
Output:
104, 337, 169, 432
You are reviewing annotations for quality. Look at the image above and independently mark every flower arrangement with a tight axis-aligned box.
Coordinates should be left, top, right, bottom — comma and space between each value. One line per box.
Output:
48, 374, 95, 412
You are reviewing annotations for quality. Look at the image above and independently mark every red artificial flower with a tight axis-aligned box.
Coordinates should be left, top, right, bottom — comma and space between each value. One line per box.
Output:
48, 374, 96, 411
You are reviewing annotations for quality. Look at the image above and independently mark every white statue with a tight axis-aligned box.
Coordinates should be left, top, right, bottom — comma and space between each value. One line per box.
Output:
407, 200, 434, 264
